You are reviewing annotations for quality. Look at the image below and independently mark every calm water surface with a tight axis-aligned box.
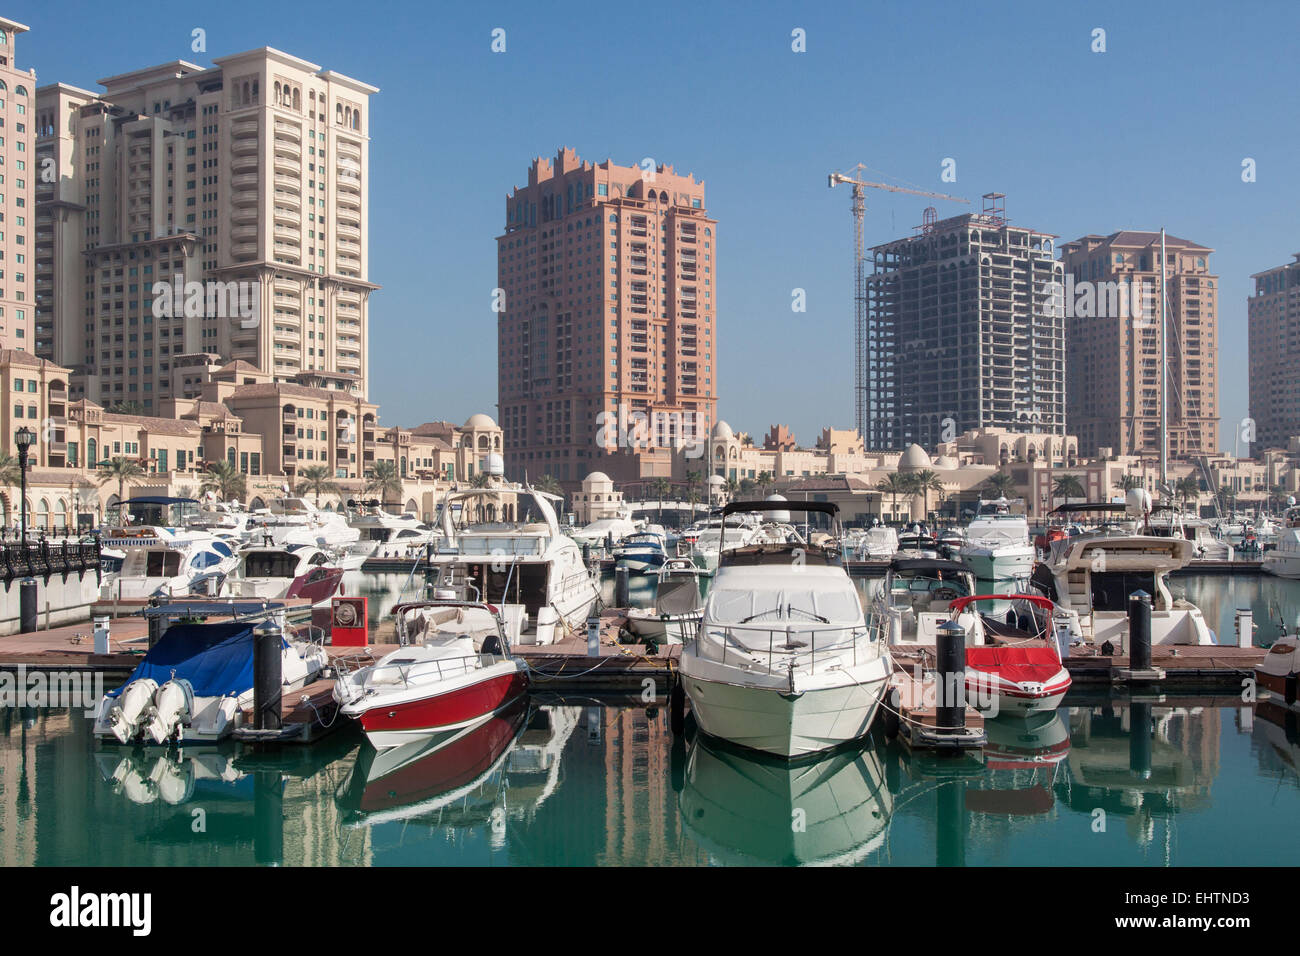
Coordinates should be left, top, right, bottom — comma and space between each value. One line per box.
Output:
0, 569, 1297, 866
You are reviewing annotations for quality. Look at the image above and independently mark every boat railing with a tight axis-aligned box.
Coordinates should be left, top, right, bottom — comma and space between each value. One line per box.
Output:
364, 651, 509, 688
697, 621, 873, 677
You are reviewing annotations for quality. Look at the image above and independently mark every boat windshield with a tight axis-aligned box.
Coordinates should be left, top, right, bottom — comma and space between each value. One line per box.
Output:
709, 587, 862, 625
244, 552, 300, 577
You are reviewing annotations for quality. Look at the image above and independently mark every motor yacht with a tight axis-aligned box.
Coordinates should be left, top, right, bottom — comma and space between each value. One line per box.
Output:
98, 497, 240, 600
1025, 495, 1216, 647
843, 521, 900, 561
249, 495, 360, 551
680, 501, 890, 759
345, 500, 438, 560
1263, 507, 1300, 579
333, 600, 529, 750
427, 482, 600, 645
958, 499, 1036, 582
219, 544, 345, 601
613, 529, 669, 574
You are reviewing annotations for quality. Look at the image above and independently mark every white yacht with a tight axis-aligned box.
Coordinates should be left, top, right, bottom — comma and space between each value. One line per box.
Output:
219, 544, 345, 602
1264, 507, 1300, 579
613, 529, 669, 574
957, 499, 1035, 581
844, 522, 899, 561
345, 501, 437, 560
691, 512, 761, 571
571, 511, 639, 550
249, 496, 360, 552
1026, 495, 1216, 647
98, 497, 240, 600
680, 501, 891, 759
429, 482, 600, 645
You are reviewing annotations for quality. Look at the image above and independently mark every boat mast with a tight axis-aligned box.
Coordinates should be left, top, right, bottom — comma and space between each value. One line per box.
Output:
1159, 228, 1168, 493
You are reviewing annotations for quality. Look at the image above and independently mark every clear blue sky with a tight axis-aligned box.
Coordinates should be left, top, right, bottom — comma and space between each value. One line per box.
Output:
13, 0, 1298, 452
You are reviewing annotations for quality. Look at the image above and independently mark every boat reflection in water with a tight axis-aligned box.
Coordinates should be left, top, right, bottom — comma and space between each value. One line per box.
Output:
678, 734, 893, 865
94, 748, 247, 806
334, 703, 584, 833
966, 711, 1071, 817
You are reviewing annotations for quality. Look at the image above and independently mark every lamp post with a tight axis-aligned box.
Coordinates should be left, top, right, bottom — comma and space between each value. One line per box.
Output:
15, 426, 36, 633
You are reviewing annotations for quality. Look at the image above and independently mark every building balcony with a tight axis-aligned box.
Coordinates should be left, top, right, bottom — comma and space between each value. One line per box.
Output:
273, 154, 300, 176
231, 136, 259, 156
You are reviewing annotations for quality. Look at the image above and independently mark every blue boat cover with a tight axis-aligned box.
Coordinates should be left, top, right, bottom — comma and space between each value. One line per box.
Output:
109, 622, 286, 698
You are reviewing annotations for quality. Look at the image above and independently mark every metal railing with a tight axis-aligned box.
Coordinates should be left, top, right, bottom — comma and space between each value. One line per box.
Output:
697, 621, 874, 677
358, 651, 508, 690
0, 540, 100, 581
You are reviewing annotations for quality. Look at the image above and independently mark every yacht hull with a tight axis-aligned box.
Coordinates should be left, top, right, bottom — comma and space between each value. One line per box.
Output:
346, 664, 527, 750
681, 663, 889, 759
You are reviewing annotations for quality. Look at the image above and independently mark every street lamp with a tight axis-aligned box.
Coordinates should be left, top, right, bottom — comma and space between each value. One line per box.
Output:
14, 426, 36, 634
15, 426, 35, 542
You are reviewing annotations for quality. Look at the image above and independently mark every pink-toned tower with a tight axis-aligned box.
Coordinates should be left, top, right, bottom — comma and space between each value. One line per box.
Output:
497, 148, 718, 485
0, 18, 34, 352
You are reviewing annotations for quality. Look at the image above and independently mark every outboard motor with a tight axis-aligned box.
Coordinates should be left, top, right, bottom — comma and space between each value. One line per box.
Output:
108, 678, 160, 744
143, 678, 195, 745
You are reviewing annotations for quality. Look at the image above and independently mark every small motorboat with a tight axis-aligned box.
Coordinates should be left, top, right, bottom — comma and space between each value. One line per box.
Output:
614, 529, 669, 574
333, 600, 528, 750
1256, 638, 1300, 705
952, 594, 1073, 716
626, 557, 708, 644
92, 619, 328, 744
220, 545, 346, 601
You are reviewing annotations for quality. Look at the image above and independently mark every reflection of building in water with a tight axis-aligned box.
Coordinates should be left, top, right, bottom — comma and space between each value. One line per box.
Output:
1064, 702, 1220, 849
1252, 698, 1300, 786
0, 708, 72, 867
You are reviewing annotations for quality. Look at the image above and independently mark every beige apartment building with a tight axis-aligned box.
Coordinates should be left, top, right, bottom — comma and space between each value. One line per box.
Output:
0, 18, 34, 352
0, 349, 501, 528
33, 47, 377, 413
497, 147, 718, 487
1060, 231, 1219, 459
1248, 253, 1300, 452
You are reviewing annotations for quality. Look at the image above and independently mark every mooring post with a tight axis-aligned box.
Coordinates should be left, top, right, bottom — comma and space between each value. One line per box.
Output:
1129, 700, 1153, 780
253, 769, 284, 866
587, 612, 600, 657
92, 614, 111, 654
1235, 608, 1254, 648
18, 577, 37, 634
614, 566, 630, 608
1128, 590, 1152, 671
253, 619, 283, 731
935, 619, 967, 734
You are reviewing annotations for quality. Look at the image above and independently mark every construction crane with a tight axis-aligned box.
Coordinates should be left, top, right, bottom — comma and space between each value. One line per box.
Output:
828, 164, 968, 445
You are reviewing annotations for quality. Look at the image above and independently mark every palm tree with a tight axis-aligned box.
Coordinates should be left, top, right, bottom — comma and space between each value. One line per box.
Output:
296, 464, 340, 508
652, 476, 671, 524
1113, 473, 1143, 494
876, 474, 908, 523
982, 469, 1017, 500
534, 474, 564, 515
756, 470, 774, 496
1175, 476, 1201, 514
725, 476, 740, 501
1052, 474, 1086, 506
1217, 483, 1237, 519
910, 470, 945, 521
199, 460, 247, 502
107, 401, 145, 415
365, 460, 404, 506
98, 457, 147, 507
685, 469, 703, 521
0, 453, 20, 490
468, 472, 492, 489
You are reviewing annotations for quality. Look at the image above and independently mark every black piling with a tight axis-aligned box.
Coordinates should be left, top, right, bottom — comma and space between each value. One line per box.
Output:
935, 620, 967, 733
614, 566, 630, 608
18, 578, 37, 634
1128, 590, 1152, 671
1129, 700, 1153, 780
253, 770, 284, 866
253, 620, 283, 732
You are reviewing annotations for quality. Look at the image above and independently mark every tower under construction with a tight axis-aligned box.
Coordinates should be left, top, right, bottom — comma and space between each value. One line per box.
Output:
864, 194, 1066, 450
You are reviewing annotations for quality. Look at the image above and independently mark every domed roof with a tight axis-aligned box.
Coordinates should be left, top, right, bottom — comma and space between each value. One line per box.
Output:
764, 493, 787, 501
463, 413, 498, 429
707, 474, 727, 485
899, 443, 932, 471
712, 420, 734, 440
934, 455, 958, 470
584, 471, 611, 484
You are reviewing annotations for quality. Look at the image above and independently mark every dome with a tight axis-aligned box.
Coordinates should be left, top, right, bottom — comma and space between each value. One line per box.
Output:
712, 420, 734, 440
463, 413, 498, 429
764, 493, 790, 524
707, 474, 727, 485
584, 471, 612, 485
934, 455, 958, 470
898, 443, 932, 472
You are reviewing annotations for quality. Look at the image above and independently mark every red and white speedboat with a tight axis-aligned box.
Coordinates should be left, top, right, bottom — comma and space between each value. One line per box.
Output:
333, 601, 528, 750
953, 594, 1073, 716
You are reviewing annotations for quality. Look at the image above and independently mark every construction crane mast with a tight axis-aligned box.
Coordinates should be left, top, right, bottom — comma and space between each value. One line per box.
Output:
828, 164, 967, 444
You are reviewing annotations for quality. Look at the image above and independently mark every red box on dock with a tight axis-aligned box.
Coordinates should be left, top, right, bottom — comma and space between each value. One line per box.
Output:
331, 596, 368, 646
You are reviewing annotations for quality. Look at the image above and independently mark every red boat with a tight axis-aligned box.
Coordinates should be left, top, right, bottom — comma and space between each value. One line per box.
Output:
333, 601, 528, 750
951, 594, 1073, 716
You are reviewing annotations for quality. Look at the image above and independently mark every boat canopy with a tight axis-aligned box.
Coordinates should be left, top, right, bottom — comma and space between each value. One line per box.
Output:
106, 622, 283, 699
889, 557, 974, 575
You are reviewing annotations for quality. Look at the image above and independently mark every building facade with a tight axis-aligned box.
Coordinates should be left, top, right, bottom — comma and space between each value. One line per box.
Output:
1060, 231, 1219, 459
33, 47, 377, 412
0, 18, 34, 353
496, 147, 718, 486
1248, 253, 1300, 452
865, 194, 1066, 451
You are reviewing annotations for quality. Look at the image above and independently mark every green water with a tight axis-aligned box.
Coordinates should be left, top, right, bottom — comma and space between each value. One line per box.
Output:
1, 570, 1298, 866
